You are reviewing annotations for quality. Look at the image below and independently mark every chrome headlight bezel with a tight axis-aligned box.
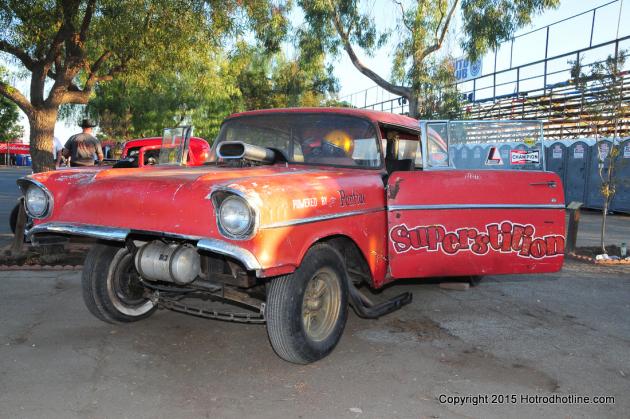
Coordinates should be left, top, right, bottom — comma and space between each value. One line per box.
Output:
212, 190, 257, 240
18, 179, 53, 219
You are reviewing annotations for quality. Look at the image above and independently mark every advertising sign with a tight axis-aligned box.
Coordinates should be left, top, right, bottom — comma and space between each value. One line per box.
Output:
510, 149, 540, 165
454, 57, 483, 82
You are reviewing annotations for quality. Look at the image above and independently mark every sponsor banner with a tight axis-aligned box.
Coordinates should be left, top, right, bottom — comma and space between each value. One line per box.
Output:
573, 144, 585, 159
389, 221, 564, 259
485, 147, 503, 165
510, 149, 540, 165
552, 145, 563, 159
0, 143, 30, 154
454, 57, 482, 82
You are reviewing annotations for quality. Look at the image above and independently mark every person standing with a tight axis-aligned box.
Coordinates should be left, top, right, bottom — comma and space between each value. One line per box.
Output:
63, 119, 104, 167
53, 135, 64, 167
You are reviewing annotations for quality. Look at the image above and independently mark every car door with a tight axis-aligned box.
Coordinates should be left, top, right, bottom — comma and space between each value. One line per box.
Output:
386, 170, 565, 280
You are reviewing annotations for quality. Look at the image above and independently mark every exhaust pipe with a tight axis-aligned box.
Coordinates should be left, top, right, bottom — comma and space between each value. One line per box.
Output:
135, 241, 201, 285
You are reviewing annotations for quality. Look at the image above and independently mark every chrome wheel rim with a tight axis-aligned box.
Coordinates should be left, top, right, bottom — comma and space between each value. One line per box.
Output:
301, 267, 341, 342
107, 249, 155, 316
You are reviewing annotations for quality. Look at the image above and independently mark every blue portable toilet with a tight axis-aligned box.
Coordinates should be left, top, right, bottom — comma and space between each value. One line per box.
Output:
499, 144, 512, 170
471, 145, 485, 169
449, 145, 458, 168
458, 145, 471, 169
610, 138, 630, 214
585, 140, 614, 210
565, 140, 591, 205
25, 155, 32, 166
546, 142, 567, 185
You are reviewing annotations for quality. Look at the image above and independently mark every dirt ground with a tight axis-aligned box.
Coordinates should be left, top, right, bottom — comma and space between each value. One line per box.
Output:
1, 259, 628, 419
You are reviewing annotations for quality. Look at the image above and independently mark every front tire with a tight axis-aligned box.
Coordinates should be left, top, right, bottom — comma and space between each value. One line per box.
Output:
266, 244, 349, 364
82, 244, 157, 324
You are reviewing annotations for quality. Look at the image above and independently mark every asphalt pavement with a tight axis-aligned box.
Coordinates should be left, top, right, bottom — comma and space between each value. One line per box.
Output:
0, 260, 628, 418
0, 165, 629, 418
0, 166, 32, 246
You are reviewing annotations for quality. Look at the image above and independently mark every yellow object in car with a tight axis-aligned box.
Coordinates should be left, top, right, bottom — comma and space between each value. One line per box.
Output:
324, 130, 354, 155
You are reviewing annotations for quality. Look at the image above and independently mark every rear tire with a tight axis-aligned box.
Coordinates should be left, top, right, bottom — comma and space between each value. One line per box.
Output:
82, 244, 156, 324
266, 244, 349, 364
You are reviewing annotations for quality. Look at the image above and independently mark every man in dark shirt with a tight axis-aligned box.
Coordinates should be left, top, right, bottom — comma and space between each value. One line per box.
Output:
63, 119, 104, 166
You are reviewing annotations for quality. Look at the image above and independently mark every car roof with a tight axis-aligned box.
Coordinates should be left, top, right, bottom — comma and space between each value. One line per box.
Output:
123, 137, 207, 148
226, 107, 420, 131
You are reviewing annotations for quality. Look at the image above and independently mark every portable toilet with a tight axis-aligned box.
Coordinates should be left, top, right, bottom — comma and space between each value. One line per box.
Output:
471, 145, 485, 169
610, 138, 630, 214
545, 142, 567, 186
585, 140, 614, 210
565, 141, 591, 205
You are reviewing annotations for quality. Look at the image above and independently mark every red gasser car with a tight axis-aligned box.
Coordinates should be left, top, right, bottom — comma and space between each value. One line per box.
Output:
19, 109, 565, 364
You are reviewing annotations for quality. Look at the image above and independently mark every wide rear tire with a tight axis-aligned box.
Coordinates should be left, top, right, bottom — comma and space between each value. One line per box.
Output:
266, 244, 349, 364
82, 244, 157, 324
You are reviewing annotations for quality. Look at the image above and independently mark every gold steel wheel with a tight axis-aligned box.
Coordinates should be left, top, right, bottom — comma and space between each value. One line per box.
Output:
301, 267, 342, 342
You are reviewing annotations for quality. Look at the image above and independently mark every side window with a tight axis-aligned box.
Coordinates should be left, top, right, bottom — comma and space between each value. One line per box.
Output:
383, 128, 422, 171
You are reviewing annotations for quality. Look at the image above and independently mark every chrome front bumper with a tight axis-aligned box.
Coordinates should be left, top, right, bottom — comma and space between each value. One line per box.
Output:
28, 222, 262, 273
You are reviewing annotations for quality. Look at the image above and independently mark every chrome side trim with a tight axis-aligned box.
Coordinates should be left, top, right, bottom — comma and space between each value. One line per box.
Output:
197, 238, 262, 271
261, 207, 386, 229
17, 177, 54, 219
388, 204, 565, 211
28, 223, 130, 241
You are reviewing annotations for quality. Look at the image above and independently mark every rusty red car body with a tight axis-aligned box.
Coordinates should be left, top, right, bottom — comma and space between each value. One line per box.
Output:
19, 108, 565, 364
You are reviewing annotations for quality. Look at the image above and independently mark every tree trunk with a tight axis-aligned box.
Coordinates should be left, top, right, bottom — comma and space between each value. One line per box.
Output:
29, 108, 58, 173
600, 196, 609, 254
408, 91, 420, 119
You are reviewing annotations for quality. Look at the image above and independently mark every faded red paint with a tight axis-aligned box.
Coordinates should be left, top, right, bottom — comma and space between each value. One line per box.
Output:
27, 109, 565, 289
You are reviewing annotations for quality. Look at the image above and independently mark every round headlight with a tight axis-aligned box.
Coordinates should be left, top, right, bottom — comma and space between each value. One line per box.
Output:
218, 195, 253, 237
25, 185, 49, 218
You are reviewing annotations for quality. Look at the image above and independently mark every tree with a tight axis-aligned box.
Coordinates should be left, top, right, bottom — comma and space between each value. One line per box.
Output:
297, 0, 560, 117
577, 52, 627, 254
84, 42, 338, 143
0, 0, 289, 172
231, 44, 338, 111
589, 51, 626, 253
0, 95, 23, 141
83, 48, 239, 142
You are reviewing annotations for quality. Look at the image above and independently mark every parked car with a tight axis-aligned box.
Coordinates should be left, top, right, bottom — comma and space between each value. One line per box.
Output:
9, 135, 210, 236
116, 136, 210, 167
19, 108, 565, 364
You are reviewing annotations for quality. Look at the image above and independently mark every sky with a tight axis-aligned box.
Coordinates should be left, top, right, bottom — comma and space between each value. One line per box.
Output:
5, 0, 630, 143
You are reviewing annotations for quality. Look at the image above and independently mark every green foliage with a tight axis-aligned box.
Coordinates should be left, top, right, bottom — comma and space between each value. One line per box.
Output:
412, 57, 462, 120
0, 0, 292, 171
231, 43, 338, 111
461, 0, 561, 60
0, 95, 23, 141
82, 42, 339, 143
297, 0, 559, 117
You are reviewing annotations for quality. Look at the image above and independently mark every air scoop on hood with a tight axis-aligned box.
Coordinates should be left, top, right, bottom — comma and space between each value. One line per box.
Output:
217, 141, 275, 164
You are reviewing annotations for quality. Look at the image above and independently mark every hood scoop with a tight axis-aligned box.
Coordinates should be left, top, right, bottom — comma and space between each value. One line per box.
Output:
217, 141, 276, 165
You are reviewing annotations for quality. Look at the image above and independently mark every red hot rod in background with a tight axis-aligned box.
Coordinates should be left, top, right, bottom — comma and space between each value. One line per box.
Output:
19, 108, 565, 364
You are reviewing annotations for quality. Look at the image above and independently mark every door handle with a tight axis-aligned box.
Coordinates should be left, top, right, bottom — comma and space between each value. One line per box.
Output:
530, 181, 557, 188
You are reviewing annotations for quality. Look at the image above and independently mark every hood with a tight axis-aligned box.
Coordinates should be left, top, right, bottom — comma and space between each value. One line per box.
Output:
30, 164, 385, 240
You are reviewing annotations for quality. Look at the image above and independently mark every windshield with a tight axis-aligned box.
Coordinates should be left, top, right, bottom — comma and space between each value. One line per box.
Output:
210, 114, 381, 168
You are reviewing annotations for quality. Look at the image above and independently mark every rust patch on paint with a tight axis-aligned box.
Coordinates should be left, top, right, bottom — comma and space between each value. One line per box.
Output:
387, 177, 404, 200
